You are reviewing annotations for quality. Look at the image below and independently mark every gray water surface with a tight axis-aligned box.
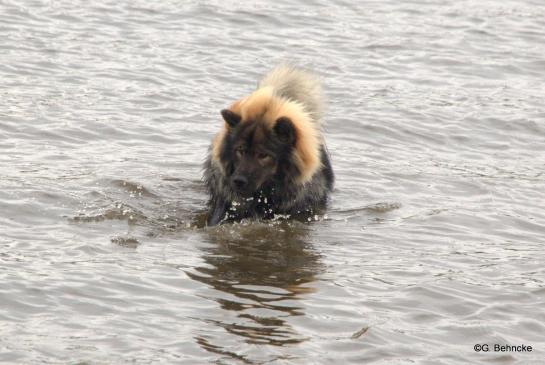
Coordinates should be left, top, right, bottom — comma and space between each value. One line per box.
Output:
1, 1, 545, 364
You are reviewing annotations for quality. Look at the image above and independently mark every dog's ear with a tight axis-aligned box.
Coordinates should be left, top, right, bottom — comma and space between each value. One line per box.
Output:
221, 109, 241, 128
273, 117, 296, 146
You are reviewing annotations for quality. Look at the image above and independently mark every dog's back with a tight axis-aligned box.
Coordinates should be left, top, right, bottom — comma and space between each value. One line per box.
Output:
259, 65, 324, 122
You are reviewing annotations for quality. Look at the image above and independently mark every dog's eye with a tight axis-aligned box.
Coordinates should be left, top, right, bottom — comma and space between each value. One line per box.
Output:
235, 147, 245, 157
257, 153, 271, 161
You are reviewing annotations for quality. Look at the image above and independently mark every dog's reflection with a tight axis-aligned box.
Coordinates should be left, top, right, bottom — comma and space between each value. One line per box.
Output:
188, 220, 322, 360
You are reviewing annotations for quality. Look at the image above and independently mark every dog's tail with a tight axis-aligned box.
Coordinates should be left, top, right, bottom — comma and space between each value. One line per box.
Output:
259, 65, 324, 122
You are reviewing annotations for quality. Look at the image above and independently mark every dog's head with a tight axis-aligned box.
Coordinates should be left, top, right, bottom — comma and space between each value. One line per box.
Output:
212, 87, 321, 198
219, 109, 296, 197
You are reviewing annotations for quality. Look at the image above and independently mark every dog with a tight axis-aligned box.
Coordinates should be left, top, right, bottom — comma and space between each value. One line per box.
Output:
203, 65, 334, 226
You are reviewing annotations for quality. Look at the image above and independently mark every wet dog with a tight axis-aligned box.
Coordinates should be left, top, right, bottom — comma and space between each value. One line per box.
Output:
203, 66, 334, 225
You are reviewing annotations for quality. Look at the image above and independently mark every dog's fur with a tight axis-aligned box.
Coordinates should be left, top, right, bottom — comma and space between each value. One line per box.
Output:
203, 66, 334, 225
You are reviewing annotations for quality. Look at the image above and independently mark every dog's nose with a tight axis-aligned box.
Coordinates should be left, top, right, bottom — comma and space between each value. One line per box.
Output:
232, 176, 248, 189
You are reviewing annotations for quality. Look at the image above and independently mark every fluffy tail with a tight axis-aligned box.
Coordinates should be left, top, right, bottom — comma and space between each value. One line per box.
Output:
259, 65, 324, 122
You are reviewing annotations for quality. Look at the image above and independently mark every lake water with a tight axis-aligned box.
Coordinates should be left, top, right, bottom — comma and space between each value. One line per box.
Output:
1, 0, 544, 364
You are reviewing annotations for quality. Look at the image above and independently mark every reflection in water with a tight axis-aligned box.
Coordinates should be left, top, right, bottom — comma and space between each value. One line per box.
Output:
187, 221, 323, 360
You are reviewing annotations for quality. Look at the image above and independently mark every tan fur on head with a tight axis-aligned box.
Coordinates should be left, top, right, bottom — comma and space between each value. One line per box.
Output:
212, 86, 321, 185
210, 128, 226, 170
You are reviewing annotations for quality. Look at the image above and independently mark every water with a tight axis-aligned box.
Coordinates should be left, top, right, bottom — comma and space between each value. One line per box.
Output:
1, 0, 544, 364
